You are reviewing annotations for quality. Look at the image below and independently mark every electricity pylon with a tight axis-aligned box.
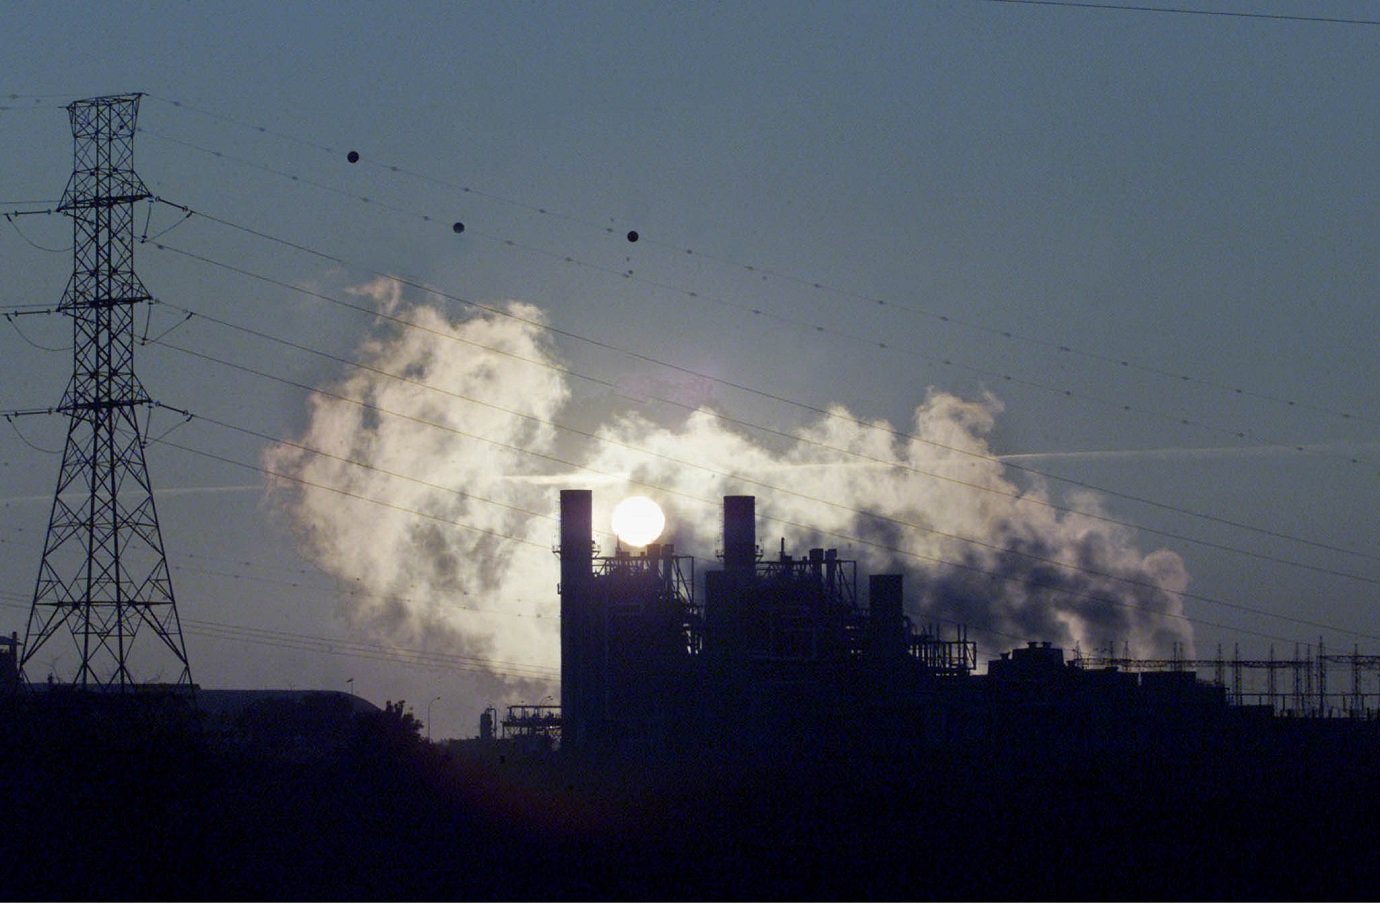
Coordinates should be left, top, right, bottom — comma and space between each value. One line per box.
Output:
20, 94, 191, 688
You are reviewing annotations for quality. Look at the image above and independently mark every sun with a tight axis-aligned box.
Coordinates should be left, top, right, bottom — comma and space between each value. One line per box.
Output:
611, 496, 666, 548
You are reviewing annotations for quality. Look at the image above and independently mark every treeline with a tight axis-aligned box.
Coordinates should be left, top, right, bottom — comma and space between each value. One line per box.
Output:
1, 690, 1378, 900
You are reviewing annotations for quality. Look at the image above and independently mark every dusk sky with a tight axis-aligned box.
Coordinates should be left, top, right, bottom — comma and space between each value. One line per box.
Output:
2, 1, 1376, 739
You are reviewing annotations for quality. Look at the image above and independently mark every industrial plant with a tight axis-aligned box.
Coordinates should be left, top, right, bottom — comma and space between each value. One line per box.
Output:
487, 489, 1380, 758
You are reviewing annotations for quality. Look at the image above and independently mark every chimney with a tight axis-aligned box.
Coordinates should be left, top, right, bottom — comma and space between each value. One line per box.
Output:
723, 495, 756, 573
868, 574, 906, 661
559, 490, 594, 748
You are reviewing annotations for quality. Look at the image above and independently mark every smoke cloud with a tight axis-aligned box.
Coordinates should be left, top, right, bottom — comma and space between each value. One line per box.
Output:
264, 279, 1193, 700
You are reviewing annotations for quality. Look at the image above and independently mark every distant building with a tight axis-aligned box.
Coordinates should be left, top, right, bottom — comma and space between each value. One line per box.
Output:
0, 632, 19, 693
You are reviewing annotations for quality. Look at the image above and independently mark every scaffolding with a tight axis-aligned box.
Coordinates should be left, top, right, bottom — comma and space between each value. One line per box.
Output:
594, 543, 699, 655
908, 622, 977, 677
0, 633, 19, 691
500, 703, 562, 749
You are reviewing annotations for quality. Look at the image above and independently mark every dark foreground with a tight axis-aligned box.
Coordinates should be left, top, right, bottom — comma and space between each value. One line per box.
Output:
2, 692, 1377, 901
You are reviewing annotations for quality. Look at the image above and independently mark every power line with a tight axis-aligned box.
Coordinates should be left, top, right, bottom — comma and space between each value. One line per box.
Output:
0, 552, 1054, 656
3, 212, 68, 253
184, 627, 558, 682
180, 411, 561, 531
168, 560, 556, 622
143, 191, 1380, 475
3, 414, 62, 454
135, 129, 1380, 453
0, 592, 559, 682
7, 403, 1362, 650
2, 524, 559, 622
980, 0, 1380, 27
138, 93, 1380, 432
6, 95, 1369, 656
3, 312, 69, 352
0, 304, 58, 315
152, 297, 1380, 589
136, 345, 1380, 646
160, 429, 1375, 647
146, 229, 1380, 565
183, 617, 560, 681
155, 434, 550, 553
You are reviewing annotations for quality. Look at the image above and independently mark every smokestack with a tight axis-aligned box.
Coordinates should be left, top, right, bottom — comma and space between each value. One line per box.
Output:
868, 574, 906, 662
707, 497, 755, 680
559, 490, 594, 748
723, 495, 756, 573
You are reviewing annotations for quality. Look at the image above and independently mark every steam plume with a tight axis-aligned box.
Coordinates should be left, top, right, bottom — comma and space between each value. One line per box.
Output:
264, 279, 1193, 698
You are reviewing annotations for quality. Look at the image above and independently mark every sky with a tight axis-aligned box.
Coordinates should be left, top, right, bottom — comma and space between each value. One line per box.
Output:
1, 1, 1376, 739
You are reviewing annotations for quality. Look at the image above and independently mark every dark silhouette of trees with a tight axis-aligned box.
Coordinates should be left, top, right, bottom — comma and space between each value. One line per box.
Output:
2, 689, 1378, 899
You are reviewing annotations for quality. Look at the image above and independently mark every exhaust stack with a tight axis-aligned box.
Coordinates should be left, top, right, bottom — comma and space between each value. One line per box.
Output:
723, 495, 756, 573
559, 490, 594, 748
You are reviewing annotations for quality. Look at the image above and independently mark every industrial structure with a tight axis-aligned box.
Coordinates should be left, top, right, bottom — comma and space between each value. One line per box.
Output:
1071, 642, 1380, 718
558, 489, 988, 753
18, 95, 191, 688
1, 633, 19, 692
476, 703, 563, 752
553, 489, 1378, 756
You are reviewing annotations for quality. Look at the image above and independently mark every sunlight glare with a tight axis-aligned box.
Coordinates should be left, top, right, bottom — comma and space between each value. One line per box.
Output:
611, 495, 665, 547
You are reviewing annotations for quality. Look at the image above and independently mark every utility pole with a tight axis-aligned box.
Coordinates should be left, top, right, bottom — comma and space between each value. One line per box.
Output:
427, 695, 441, 741
20, 94, 191, 689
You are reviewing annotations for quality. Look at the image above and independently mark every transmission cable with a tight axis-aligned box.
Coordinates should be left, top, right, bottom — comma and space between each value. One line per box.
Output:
142, 343, 1380, 645
3, 211, 68, 253
146, 232, 1380, 565
3, 414, 62, 454
159, 430, 1370, 648
170, 560, 556, 622
3, 312, 69, 352
142, 191, 1380, 473
136, 129, 1380, 452
0, 591, 560, 681
140, 92, 1380, 429
155, 433, 550, 553
978, 0, 1380, 27
186, 360, 1380, 637
152, 299, 1380, 589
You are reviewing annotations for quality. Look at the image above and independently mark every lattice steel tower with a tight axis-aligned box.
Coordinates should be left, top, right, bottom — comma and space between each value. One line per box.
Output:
21, 94, 191, 687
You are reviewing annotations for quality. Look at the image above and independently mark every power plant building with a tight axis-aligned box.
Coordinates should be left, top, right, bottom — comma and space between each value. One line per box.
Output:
550, 489, 1380, 760
557, 490, 1199, 754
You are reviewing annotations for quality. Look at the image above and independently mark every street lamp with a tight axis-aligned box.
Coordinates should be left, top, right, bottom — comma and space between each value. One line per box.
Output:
427, 695, 441, 742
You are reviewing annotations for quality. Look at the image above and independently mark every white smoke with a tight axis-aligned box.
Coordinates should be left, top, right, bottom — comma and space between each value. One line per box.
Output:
585, 394, 1193, 659
262, 278, 571, 702
263, 279, 1193, 698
